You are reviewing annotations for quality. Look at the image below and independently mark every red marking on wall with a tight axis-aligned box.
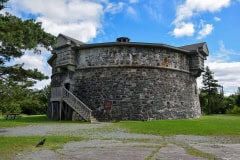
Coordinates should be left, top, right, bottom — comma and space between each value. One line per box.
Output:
104, 100, 112, 110
162, 57, 168, 67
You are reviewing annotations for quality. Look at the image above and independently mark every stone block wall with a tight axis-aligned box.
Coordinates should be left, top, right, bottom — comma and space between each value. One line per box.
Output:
55, 47, 76, 67
77, 46, 190, 72
73, 67, 200, 121
69, 45, 201, 121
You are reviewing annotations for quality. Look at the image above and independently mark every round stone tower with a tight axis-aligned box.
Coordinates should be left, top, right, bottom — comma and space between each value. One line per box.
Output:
48, 34, 209, 121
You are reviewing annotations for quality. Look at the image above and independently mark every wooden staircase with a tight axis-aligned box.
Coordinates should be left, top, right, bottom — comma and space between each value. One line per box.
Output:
61, 87, 95, 122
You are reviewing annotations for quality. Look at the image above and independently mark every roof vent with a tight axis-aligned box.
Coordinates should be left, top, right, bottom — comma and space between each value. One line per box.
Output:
116, 37, 130, 42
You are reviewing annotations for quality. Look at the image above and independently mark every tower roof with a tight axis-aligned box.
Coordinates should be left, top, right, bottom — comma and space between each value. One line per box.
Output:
179, 42, 209, 56
54, 34, 85, 49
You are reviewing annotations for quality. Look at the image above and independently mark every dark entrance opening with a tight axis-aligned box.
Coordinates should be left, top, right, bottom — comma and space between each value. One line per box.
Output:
64, 83, 70, 90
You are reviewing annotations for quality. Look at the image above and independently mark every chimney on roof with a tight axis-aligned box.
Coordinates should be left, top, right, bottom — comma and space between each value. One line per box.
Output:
116, 37, 130, 42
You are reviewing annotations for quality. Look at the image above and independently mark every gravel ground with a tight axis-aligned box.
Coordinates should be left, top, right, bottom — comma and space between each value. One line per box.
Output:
1, 123, 240, 160
0, 123, 161, 140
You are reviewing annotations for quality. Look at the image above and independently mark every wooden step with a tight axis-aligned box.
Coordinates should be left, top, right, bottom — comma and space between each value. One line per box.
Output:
90, 116, 98, 123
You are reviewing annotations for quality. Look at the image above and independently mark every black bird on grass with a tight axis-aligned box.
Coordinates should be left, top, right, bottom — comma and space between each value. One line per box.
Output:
36, 138, 46, 147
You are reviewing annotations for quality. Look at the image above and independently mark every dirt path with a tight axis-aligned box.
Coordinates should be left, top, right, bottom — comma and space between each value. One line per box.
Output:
1, 123, 240, 160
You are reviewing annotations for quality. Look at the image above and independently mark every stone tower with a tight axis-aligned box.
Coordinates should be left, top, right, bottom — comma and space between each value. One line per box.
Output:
48, 34, 208, 121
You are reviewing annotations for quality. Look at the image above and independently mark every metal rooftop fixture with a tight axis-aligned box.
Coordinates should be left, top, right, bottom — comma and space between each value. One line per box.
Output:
116, 37, 130, 42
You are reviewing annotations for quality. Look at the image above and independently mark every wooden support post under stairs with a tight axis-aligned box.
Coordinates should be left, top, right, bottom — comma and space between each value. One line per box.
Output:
50, 86, 96, 122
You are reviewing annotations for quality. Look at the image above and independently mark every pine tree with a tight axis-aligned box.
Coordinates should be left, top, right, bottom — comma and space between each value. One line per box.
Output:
201, 66, 221, 114
0, 0, 8, 10
0, 1, 56, 113
202, 66, 219, 95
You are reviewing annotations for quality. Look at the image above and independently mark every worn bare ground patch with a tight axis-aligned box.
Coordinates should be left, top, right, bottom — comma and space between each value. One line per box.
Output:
1, 123, 239, 160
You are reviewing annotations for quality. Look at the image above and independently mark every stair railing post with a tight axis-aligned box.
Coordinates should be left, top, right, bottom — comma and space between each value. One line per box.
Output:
51, 102, 54, 119
59, 100, 62, 121
89, 111, 91, 121
61, 87, 63, 98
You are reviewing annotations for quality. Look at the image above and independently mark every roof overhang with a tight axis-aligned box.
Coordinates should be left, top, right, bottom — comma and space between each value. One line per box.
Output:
179, 42, 209, 56
73, 42, 191, 54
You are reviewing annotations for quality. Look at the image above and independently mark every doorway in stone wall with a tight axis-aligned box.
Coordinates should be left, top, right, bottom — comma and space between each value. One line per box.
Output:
64, 83, 70, 90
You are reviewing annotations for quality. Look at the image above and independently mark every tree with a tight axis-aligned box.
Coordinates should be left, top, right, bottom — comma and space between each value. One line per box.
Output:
225, 95, 236, 109
202, 66, 219, 95
20, 86, 50, 115
0, 0, 8, 10
199, 91, 208, 114
236, 87, 240, 106
0, 1, 56, 113
200, 66, 224, 114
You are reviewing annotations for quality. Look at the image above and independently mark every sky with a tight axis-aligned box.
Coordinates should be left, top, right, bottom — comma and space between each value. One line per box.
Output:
3, 0, 240, 95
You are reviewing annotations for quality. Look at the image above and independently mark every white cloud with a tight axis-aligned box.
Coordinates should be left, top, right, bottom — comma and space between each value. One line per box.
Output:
206, 62, 240, 95
172, 0, 230, 38
38, 17, 99, 43
214, 16, 221, 21
197, 62, 240, 96
15, 48, 49, 70
5, 0, 133, 43
104, 2, 124, 14
7, 0, 104, 43
33, 79, 51, 90
14, 48, 52, 89
207, 41, 240, 62
172, 22, 194, 37
197, 23, 214, 39
174, 0, 230, 24
126, 6, 138, 19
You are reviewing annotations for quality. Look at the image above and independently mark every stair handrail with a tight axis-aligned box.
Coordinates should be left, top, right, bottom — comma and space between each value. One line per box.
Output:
62, 87, 92, 121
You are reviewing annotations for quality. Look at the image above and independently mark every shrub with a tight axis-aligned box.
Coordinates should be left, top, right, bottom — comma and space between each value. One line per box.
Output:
226, 106, 240, 114
20, 99, 46, 115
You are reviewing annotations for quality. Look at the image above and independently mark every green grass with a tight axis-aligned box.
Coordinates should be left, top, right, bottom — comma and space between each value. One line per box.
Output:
0, 136, 84, 159
0, 115, 87, 127
182, 144, 217, 160
117, 114, 240, 136
0, 115, 88, 159
144, 145, 163, 160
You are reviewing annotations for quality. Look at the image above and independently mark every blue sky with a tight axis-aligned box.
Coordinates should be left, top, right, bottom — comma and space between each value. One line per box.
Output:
3, 0, 240, 95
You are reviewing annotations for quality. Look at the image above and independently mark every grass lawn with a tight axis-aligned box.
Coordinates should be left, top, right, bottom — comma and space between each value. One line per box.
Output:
0, 115, 85, 159
0, 114, 86, 128
0, 136, 84, 159
117, 114, 240, 136
0, 115, 51, 127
